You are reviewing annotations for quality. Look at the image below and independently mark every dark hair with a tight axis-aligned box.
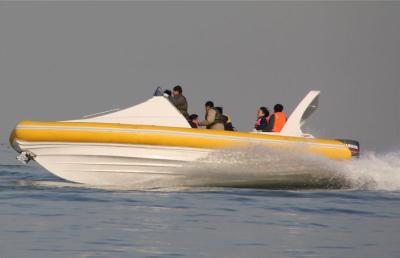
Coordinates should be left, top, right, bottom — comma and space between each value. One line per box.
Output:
259, 107, 269, 117
215, 106, 223, 114
205, 101, 214, 108
173, 85, 182, 94
274, 104, 284, 112
189, 114, 198, 120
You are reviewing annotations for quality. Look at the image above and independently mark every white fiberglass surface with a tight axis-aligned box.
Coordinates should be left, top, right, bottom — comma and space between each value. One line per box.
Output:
68, 96, 191, 128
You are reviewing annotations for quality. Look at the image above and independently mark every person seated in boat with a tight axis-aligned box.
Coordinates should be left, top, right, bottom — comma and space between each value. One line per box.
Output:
265, 104, 286, 132
188, 114, 199, 128
198, 101, 225, 130
215, 106, 236, 131
168, 85, 189, 119
254, 106, 270, 132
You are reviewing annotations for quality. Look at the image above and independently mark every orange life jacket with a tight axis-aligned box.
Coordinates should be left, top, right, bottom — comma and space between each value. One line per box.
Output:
272, 112, 286, 132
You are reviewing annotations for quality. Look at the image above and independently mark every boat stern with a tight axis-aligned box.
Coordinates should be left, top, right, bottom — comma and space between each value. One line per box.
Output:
337, 139, 360, 158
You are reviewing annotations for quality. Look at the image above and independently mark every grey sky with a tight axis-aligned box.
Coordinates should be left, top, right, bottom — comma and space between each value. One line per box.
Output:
0, 1, 399, 151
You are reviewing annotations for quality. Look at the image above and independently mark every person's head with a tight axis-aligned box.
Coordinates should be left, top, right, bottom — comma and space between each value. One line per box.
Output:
205, 101, 214, 111
274, 104, 284, 113
257, 107, 269, 118
189, 114, 198, 122
188, 114, 199, 127
215, 106, 223, 114
172, 85, 182, 96
189, 114, 199, 121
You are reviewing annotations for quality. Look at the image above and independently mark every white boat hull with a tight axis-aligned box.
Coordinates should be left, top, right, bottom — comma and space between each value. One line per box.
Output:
17, 141, 213, 186
16, 140, 349, 189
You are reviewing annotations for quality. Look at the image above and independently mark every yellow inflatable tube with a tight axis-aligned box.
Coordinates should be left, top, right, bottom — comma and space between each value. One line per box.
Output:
11, 120, 352, 160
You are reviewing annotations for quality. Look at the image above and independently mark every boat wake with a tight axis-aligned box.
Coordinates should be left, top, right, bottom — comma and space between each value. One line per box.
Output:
177, 146, 400, 191
339, 151, 400, 191
178, 146, 345, 189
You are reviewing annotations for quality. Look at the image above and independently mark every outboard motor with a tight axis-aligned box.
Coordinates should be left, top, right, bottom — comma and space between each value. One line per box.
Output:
337, 139, 360, 158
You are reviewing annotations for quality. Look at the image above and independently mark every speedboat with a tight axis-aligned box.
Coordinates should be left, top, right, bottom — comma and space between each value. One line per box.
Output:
9, 88, 359, 186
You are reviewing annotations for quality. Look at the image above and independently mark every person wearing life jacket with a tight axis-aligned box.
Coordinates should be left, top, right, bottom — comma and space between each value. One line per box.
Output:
265, 104, 286, 132
215, 106, 236, 131
224, 115, 236, 131
254, 106, 270, 132
198, 101, 225, 130
168, 85, 189, 119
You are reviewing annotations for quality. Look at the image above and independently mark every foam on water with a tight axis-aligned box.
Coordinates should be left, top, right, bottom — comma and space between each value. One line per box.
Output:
339, 151, 400, 191
178, 146, 400, 191
178, 146, 345, 189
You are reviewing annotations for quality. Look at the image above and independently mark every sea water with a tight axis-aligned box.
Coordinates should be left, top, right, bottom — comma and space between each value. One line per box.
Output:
0, 144, 400, 258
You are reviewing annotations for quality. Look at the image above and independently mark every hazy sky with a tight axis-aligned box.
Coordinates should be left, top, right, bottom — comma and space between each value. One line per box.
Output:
0, 1, 399, 151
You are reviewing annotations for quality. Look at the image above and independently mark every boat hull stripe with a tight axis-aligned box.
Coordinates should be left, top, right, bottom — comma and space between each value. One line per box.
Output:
12, 121, 352, 160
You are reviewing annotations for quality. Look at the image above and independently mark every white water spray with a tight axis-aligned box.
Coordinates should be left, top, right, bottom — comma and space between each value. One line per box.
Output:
179, 146, 400, 191
179, 146, 344, 189
339, 151, 400, 191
